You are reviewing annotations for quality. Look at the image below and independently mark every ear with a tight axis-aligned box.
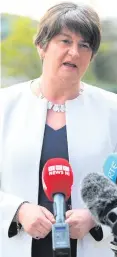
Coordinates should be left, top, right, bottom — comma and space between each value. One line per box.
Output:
37, 44, 45, 60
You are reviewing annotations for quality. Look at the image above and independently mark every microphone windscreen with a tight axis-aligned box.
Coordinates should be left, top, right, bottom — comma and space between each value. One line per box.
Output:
81, 173, 117, 225
42, 158, 73, 201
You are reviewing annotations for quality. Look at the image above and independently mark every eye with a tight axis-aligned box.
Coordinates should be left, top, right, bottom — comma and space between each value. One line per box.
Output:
62, 39, 71, 44
79, 42, 90, 49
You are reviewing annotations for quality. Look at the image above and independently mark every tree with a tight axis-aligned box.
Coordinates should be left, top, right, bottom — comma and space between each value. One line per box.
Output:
1, 14, 42, 87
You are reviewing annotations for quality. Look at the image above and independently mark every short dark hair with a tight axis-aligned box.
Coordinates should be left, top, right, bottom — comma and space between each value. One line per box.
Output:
34, 2, 101, 55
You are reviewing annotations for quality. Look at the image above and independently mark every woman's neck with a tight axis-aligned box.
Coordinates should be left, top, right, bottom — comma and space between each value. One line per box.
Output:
37, 75, 81, 104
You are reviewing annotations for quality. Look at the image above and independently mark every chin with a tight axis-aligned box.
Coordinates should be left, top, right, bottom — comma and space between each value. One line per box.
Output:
63, 75, 79, 82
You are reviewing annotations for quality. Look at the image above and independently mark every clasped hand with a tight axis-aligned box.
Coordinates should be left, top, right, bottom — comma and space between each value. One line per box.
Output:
65, 209, 96, 239
17, 204, 95, 240
17, 203, 55, 239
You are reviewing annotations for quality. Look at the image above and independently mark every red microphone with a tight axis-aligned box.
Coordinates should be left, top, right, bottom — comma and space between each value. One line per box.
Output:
42, 158, 73, 202
42, 158, 73, 257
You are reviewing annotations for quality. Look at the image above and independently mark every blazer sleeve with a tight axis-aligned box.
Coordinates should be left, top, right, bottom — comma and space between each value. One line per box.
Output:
0, 87, 26, 238
108, 91, 117, 152
0, 191, 25, 237
89, 225, 103, 241
114, 143, 117, 152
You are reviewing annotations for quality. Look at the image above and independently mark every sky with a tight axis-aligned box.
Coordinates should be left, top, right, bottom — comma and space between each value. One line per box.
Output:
1, 0, 117, 20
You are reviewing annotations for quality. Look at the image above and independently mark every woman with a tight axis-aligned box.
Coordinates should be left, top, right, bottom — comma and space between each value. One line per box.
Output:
0, 2, 117, 257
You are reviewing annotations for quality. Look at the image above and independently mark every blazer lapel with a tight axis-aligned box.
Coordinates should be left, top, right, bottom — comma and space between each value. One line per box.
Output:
66, 90, 109, 209
21, 82, 48, 203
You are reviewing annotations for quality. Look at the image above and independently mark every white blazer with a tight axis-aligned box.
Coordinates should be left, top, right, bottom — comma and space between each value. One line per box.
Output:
0, 78, 117, 257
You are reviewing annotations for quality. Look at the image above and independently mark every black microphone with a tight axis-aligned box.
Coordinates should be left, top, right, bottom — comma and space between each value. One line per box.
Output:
81, 173, 117, 235
81, 172, 117, 256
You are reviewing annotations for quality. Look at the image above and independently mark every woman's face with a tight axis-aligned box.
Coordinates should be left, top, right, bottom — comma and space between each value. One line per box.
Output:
38, 28, 93, 83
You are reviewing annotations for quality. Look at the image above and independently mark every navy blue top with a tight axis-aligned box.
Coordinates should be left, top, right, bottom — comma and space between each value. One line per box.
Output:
32, 124, 77, 257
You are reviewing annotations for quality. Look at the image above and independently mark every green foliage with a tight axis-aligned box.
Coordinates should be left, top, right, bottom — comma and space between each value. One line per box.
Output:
1, 14, 42, 83
83, 24, 117, 92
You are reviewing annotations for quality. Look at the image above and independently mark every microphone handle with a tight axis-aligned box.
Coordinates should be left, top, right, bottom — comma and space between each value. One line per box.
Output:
53, 193, 66, 223
52, 193, 71, 256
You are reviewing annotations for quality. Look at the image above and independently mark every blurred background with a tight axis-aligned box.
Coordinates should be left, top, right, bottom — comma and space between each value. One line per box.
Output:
1, 0, 117, 93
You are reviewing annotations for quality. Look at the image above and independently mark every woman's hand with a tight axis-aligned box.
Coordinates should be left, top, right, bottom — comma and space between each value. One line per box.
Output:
65, 209, 96, 239
17, 203, 55, 239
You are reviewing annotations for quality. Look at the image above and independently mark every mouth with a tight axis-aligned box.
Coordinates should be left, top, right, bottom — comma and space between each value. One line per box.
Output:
63, 62, 77, 68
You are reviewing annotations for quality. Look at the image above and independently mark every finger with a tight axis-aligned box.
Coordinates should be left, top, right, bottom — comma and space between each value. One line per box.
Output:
41, 207, 55, 223
31, 230, 41, 239
65, 217, 78, 227
37, 228, 50, 238
36, 223, 50, 236
40, 220, 52, 232
38, 216, 53, 231
32, 228, 48, 239
65, 210, 73, 219
32, 231, 42, 239
65, 217, 73, 224
32, 235, 40, 240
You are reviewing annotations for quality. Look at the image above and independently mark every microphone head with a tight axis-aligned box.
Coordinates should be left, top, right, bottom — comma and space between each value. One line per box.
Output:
42, 158, 73, 201
103, 153, 117, 184
81, 173, 117, 225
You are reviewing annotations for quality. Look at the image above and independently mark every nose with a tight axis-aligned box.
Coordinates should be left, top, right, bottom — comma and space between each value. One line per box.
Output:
68, 45, 79, 58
